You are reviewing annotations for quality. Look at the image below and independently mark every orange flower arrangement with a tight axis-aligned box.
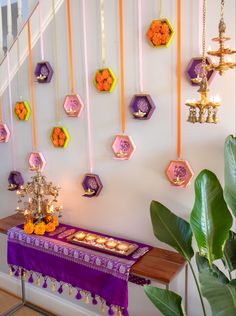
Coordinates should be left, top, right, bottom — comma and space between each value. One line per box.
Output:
45, 222, 56, 233
95, 69, 114, 92
52, 216, 59, 227
147, 20, 171, 47
24, 222, 35, 234
34, 222, 46, 235
52, 127, 66, 148
15, 102, 28, 120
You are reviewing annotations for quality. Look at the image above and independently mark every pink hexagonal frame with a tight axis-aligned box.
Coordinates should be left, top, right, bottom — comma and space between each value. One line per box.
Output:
28, 152, 46, 172
0, 123, 10, 143
63, 95, 84, 117
112, 135, 136, 160
82, 173, 103, 198
166, 160, 194, 188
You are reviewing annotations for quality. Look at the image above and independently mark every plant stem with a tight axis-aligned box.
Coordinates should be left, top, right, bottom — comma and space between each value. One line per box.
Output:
188, 261, 207, 316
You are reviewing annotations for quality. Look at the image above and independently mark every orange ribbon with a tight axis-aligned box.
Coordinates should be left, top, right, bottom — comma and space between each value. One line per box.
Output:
66, 0, 75, 95
27, 20, 37, 151
119, 0, 126, 134
177, 0, 181, 159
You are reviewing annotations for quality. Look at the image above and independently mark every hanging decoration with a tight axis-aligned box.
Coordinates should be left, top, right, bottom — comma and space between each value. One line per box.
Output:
0, 95, 11, 143
185, 0, 221, 124
130, 0, 156, 120
81, 0, 103, 198
166, 0, 194, 188
35, 0, 54, 83
63, 0, 84, 117
112, 0, 136, 160
50, 0, 70, 149
207, 0, 236, 76
146, 0, 175, 48
93, 0, 117, 93
28, 20, 46, 171
15, 170, 63, 236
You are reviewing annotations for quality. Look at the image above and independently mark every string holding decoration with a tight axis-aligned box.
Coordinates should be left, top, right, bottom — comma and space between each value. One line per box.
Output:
35, 0, 54, 83
81, 0, 103, 198
112, 0, 136, 160
0, 95, 10, 144
93, 0, 117, 93
166, 0, 194, 188
63, 0, 84, 117
130, 0, 156, 120
146, 0, 175, 48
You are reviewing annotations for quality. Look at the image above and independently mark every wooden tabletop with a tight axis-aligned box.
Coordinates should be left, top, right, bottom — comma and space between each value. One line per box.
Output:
0, 214, 186, 285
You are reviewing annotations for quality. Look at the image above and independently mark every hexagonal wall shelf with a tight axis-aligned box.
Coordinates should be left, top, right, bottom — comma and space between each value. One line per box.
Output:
147, 19, 175, 48
0, 123, 10, 143
35, 61, 53, 83
14, 101, 31, 121
82, 173, 103, 198
186, 57, 216, 85
112, 135, 136, 160
166, 160, 194, 188
51, 127, 70, 148
94, 68, 117, 93
63, 95, 84, 117
8, 171, 24, 191
130, 94, 156, 120
28, 152, 46, 171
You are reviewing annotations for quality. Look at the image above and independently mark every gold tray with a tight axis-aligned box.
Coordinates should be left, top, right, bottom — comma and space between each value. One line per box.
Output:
67, 231, 139, 257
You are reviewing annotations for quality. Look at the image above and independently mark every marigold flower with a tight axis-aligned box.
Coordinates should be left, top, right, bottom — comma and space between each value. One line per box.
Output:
45, 222, 56, 233
52, 216, 59, 227
24, 222, 34, 234
34, 222, 46, 235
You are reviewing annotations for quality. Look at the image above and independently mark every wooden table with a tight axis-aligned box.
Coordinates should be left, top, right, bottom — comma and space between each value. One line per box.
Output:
0, 214, 187, 313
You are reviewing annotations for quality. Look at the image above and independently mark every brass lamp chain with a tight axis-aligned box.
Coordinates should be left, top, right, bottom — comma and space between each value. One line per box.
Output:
220, 0, 225, 20
202, 0, 207, 78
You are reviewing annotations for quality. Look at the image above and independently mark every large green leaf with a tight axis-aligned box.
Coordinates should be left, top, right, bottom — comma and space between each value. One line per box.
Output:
150, 200, 194, 261
196, 252, 229, 284
190, 170, 233, 267
199, 270, 236, 316
144, 285, 185, 316
224, 135, 236, 216
223, 231, 236, 272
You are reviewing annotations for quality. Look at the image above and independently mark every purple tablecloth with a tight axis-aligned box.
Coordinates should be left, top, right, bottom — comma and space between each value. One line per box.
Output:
7, 223, 151, 315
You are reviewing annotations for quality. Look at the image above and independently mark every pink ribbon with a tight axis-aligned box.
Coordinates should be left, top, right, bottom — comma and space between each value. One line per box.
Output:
7, 52, 16, 170
39, 0, 45, 60
82, 0, 93, 173
138, 0, 144, 93
199, 0, 203, 55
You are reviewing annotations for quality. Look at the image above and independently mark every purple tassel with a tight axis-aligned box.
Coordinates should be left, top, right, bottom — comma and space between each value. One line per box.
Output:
122, 308, 129, 316
11, 266, 15, 273
108, 306, 114, 315
75, 290, 82, 300
28, 274, 34, 283
42, 279, 48, 288
92, 297, 97, 305
58, 285, 63, 294
15, 269, 19, 277
146, 279, 151, 285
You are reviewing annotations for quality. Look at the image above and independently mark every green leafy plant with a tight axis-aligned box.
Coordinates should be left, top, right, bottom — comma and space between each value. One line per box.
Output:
144, 135, 236, 316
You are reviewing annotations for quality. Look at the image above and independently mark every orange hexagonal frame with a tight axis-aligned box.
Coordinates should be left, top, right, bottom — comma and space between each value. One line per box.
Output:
63, 95, 84, 117
51, 127, 70, 148
14, 101, 31, 121
147, 18, 175, 48
112, 135, 136, 160
0, 123, 10, 143
166, 160, 194, 188
94, 68, 117, 93
28, 152, 46, 172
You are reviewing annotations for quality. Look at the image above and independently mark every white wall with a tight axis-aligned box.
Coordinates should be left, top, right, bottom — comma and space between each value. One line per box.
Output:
0, 1, 235, 315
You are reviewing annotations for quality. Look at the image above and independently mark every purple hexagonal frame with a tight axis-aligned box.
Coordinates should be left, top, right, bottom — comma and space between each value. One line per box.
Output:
63, 95, 84, 117
8, 171, 24, 191
130, 94, 156, 120
35, 61, 54, 83
82, 173, 103, 198
186, 57, 216, 86
0, 123, 10, 143
28, 152, 46, 172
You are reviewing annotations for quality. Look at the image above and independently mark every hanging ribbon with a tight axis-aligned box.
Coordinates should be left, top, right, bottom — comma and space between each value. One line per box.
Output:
39, 0, 45, 60
159, 0, 163, 18
52, 0, 61, 123
0, 95, 3, 123
82, 0, 93, 173
119, 0, 126, 134
27, 20, 37, 151
199, 0, 203, 55
16, 38, 23, 100
100, 0, 106, 66
177, 0, 181, 160
66, 0, 75, 95
137, 0, 143, 93
7, 53, 16, 170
